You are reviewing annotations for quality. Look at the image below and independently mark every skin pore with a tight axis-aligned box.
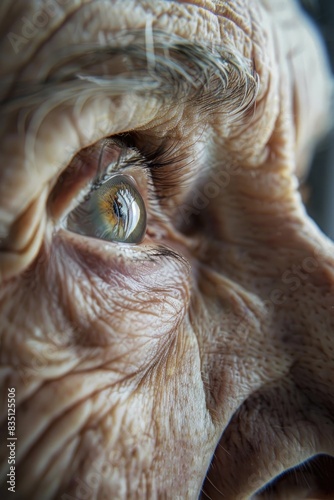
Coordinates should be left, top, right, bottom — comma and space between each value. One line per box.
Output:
0, 0, 334, 498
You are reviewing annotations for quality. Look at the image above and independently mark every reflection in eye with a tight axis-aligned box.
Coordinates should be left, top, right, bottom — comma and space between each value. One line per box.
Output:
66, 174, 147, 244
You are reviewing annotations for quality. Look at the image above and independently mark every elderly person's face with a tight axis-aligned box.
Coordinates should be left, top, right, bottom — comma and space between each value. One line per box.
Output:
1, 0, 334, 498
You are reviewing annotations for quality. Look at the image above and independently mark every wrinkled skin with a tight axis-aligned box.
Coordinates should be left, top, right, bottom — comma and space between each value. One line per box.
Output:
1, 0, 334, 499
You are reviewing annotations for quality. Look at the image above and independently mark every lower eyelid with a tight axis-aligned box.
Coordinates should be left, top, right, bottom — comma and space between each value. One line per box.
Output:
56, 227, 190, 285
55, 227, 153, 269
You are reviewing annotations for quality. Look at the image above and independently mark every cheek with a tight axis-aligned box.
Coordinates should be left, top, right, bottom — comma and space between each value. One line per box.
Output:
0, 238, 192, 408
40, 232, 192, 369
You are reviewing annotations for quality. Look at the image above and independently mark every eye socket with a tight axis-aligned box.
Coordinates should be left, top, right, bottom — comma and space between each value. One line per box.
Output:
65, 174, 147, 244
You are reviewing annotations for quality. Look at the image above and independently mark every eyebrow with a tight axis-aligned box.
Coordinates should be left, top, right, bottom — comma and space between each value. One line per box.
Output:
2, 29, 259, 120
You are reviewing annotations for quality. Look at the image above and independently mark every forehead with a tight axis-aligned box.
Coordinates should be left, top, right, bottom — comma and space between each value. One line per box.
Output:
1, 0, 263, 75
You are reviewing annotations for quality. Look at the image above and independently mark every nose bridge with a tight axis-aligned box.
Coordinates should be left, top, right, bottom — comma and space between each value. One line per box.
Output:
258, 219, 334, 450
261, 214, 334, 353
199, 212, 334, 412
200, 224, 334, 500
291, 224, 334, 324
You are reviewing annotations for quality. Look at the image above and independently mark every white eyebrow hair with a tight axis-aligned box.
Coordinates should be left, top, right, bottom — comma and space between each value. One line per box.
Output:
1, 29, 259, 120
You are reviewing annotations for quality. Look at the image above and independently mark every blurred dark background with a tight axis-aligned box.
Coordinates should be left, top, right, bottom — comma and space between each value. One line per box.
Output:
300, 0, 334, 239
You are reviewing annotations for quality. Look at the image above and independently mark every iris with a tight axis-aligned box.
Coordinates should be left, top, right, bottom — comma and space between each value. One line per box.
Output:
66, 174, 147, 244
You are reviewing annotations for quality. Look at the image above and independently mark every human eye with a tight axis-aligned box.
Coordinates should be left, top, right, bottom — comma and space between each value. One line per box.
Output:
63, 138, 149, 247
49, 135, 175, 249
66, 173, 146, 244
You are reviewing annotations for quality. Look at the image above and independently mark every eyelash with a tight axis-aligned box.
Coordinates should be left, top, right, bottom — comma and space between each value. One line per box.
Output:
113, 133, 190, 203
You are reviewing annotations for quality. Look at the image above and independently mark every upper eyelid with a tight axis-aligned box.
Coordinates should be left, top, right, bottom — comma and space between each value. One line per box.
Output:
88, 145, 146, 196
93, 137, 129, 182
49, 137, 154, 222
